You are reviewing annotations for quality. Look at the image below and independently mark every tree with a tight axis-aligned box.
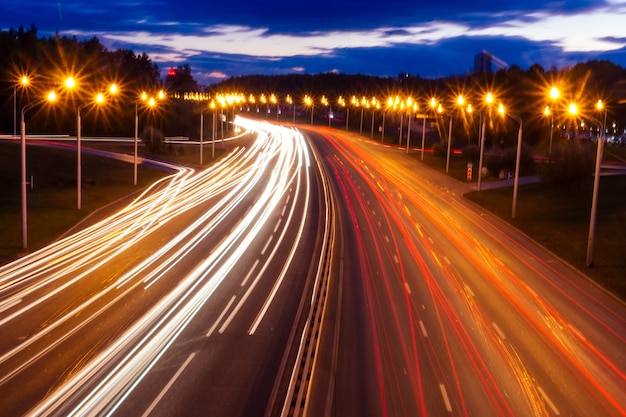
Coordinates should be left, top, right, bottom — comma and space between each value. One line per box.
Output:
539, 141, 595, 192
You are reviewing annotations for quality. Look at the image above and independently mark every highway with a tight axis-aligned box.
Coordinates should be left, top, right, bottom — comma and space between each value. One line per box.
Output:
303, 125, 626, 416
0, 118, 332, 416
1, 117, 624, 417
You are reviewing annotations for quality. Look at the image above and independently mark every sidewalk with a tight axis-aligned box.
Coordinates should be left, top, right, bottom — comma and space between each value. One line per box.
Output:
468, 175, 541, 191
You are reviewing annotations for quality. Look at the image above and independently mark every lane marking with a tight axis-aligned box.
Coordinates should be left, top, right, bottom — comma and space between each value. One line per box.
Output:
404, 282, 411, 295
464, 285, 475, 298
567, 323, 586, 342
0, 298, 21, 314
419, 320, 428, 337
492, 322, 506, 340
241, 259, 260, 287
273, 217, 283, 233
141, 352, 196, 417
439, 383, 452, 413
538, 386, 561, 415
206, 295, 236, 337
261, 235, 274, 256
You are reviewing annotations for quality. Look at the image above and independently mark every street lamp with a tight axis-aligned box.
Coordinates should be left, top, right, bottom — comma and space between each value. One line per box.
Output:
548, 86, 560, 159
134, 91, 158, 185
446, 95, 465, 173
359, 97, 367, 135
76, 84, 118, 209
381, 96, 394, 144
286, 95, 295, 123
477, 92, 495, 191
405, 98, 418, 154
20, 89, 59, 249
370, 98, 379, 138
421, 97, 438, 160
210, 100, 217, 160
337, 96, 347, 130
321, 95, 331, 127
14, 75, 30, 137
498, 103, 523, 218
586, 100, 607, 267
304, 95, 314, 125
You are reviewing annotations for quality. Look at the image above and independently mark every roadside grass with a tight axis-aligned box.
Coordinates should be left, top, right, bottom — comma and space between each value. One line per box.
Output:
0, 142, 168, 262
420, 151, 626, 300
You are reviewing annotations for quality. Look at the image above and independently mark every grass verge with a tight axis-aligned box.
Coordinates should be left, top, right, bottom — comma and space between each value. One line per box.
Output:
421, 151, 626, 300
0, 142, 168, 262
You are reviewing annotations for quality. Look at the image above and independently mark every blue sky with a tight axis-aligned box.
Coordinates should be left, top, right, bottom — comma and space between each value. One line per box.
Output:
2, 0, 626, 85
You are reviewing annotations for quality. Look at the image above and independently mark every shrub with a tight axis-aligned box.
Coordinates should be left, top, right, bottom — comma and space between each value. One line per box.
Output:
431, 140, 448, 157
462, 144, 480, 160
539, 140, 594, 192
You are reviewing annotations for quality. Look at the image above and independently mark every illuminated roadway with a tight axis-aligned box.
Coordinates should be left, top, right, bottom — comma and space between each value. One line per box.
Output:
0, 118, 333, 416
301, 125, 626, 416
1, 117, 624, 416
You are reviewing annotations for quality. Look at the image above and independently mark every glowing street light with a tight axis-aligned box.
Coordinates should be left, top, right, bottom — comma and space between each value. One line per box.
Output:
359, 96, 367, 135
286, 94, 295, 123
546, 86, 561, 158
370, 98, 380, 139
76, 84, 118, 209
134, 91, 163, 182
13, 75, 30, 137
477, 92, 495, 191
337, 96, 348, 130
586, 99, 607, 267
446, 95, 465, 173
405, 98, 418, 154
380, 96, 395, 144
498, 103, 524, 218
304, 95, 314, 125
19, 87, 60, 248
419, 97, 438, 160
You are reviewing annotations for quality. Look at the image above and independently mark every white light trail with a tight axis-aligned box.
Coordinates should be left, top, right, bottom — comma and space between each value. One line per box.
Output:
0, 117, 317, 416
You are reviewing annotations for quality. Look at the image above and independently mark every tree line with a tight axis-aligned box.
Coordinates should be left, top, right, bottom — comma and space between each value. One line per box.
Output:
2, 25, 625, 152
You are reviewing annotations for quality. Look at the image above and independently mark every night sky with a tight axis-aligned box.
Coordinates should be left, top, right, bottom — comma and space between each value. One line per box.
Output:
2, 0, 626, 85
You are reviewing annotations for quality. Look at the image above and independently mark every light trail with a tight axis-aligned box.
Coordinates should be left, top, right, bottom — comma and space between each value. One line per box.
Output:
0, 117, 321, 416
312, 127, 626, 416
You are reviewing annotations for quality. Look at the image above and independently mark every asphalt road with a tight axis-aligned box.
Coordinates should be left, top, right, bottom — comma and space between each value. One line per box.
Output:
303, 125, 626, 417
0, 118, 330, 416
1, 118, 624, 417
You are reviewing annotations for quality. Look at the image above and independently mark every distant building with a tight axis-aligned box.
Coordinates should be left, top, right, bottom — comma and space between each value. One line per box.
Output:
474, 50, 507, 74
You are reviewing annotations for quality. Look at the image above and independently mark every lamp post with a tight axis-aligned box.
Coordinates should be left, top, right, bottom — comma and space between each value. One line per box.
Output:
370, 98, 379, 138
304, 95, 314, 125
381, 97, 394, 144
77, 84, 117, 209
498, 103, 523, 218
14, 76, 30, 137
421, 97, 437, 161
20, 90, 59, 249
210, 100, 216, 160
360, 97, 367, 135
586, 100, 607, 267
548, 86, 560, 159
321, 95, 331, 127
446, 95, 465, 173
200, 109, 204, 166
405, 98, 417, 154
398, 101, 404, 146
286, 95, 295, 123
134, 92, 157, 185
337, 96, 347, 130
477, 92, 494, 191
